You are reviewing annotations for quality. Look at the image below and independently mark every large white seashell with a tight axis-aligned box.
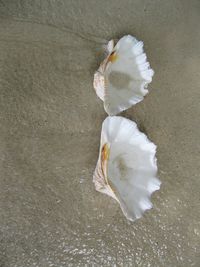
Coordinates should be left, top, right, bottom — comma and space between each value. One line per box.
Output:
93, 116, 161, 221
93, 35, 154, 115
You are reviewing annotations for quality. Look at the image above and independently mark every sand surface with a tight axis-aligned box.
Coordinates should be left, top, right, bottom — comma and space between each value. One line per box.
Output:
0, 1, 199, 266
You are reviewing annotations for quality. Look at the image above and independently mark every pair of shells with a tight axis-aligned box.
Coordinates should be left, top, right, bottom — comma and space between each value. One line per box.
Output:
93, 35, 161, 221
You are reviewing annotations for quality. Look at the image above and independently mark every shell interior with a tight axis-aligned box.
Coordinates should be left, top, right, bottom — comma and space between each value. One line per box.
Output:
93, 116, 161, 221
93, 35, 154, 115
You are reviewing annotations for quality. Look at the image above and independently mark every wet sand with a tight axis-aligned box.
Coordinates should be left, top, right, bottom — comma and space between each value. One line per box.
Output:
0, 1, 199, 266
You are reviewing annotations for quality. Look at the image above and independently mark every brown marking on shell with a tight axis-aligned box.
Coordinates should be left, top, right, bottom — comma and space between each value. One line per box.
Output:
101, 143, 110, 180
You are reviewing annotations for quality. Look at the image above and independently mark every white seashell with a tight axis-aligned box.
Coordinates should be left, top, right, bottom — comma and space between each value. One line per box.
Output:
93, 116, 161, 221
93, 35, 154, 115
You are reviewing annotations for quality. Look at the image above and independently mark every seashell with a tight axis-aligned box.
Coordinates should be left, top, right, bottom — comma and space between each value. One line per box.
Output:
93, 116, 161, 221
93, 35, 154, 115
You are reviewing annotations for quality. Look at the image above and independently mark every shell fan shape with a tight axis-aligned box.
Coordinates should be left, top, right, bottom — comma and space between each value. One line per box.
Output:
93, 116, 161, 221
93, 35, 154, 115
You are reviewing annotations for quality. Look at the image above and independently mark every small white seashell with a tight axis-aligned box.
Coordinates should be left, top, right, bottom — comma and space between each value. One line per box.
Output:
93, 35, 154, 115
93, 116, 161, 221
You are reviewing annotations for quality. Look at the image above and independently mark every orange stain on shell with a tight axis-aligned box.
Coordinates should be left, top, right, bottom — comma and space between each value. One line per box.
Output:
107, 51, 117, 63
